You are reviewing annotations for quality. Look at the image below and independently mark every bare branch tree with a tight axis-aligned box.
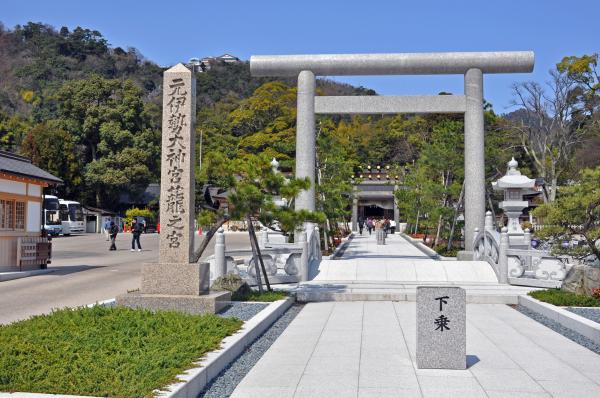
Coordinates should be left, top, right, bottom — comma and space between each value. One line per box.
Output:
509, 69, 585, 202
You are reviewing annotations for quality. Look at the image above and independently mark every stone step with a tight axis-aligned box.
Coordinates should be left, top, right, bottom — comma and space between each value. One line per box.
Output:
296, 281, 538, 304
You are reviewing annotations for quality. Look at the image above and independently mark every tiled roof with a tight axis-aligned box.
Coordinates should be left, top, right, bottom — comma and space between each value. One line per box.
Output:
0, 150, 63, 184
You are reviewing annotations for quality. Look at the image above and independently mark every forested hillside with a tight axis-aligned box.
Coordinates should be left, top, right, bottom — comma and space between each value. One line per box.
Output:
0, 22, 376, 209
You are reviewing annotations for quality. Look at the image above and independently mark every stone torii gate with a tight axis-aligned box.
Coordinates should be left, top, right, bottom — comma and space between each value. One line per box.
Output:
250, 51, 534, 257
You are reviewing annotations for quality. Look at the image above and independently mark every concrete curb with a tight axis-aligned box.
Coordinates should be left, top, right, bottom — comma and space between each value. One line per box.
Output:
399, 234, 440, 259
0, 268, 57, 282
329, 233, 354, 259
518, 295, 600, 344
157, 296, 295, 398
400, 234, 457, 261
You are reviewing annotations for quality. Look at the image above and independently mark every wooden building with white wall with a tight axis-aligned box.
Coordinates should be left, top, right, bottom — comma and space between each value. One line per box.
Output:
0, 151, 62, 271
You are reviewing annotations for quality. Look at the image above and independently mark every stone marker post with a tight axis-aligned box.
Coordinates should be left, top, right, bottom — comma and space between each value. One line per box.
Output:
159, 63, 196, 265
117, 64, 230, 314
417, 286, 466, 369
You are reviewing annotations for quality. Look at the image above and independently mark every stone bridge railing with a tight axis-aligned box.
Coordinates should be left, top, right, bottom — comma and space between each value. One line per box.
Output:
206, 225, 321, 286
473, 212, 566, 288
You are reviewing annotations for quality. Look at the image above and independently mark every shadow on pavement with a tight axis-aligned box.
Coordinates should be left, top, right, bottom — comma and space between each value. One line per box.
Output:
47, 265, 104, 275
466, 355, 480, 368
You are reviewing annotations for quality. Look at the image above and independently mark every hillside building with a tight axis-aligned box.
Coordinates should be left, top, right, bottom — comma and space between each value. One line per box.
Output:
188, 54, 241, 72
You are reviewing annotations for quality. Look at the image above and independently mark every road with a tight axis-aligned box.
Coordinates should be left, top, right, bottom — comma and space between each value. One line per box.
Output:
0, 232, 251, 324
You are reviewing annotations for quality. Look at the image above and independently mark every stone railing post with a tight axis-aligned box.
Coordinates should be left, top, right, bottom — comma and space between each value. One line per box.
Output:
523, 228, 531, 249
314, 225, 322, 261
523, 228, 532, 269
299, 228, 309, 282
214, 227, 226, 279
261, 228, 269, 247
484, 211, 493, 231
498, 227, 509, 284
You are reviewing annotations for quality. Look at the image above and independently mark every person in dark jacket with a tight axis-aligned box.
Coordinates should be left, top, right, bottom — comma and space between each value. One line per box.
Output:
109, 221, 119, 251
131, 218, 143, 252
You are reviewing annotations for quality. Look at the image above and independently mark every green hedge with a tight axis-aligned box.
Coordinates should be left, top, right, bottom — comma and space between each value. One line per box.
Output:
0, 306, 242, 397
528, 289, 600, 307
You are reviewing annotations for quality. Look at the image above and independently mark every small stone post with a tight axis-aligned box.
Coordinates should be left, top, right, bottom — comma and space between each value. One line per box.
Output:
484, 211, 493, 231
313, 225, 321, 262
523, 228, 531, 249
299, 228, 309, 282
498, 227, 509, 284
261, 228, 269, 247
523, 228, 532, 269
394, 183, 400, 234
351, 193, 358, 232
214, 227, 226, 279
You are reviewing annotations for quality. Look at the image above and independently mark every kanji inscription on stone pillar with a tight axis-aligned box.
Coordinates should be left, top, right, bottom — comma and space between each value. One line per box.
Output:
159, 63, 196, 264
417, 286, 466, 369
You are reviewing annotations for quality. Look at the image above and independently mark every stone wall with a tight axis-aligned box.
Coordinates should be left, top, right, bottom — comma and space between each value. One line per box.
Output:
562, 264, 600, 295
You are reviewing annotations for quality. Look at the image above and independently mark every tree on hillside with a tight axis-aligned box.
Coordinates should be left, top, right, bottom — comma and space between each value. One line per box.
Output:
0, 111, 31, 151
509, 67, 585, 203
50, 75, 160, 207
557, 54, 600, 170
533, 166, 600, 262
20, 122, 80, 198
228, 81, 297, 164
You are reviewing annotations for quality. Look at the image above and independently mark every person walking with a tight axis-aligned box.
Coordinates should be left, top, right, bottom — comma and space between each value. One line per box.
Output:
131, 218, 143, 252
358, 216, 364, 235
383, 218, 391, 237
109, 221, 119, 251
367, 217, 374, 235
103, 218, 111, 241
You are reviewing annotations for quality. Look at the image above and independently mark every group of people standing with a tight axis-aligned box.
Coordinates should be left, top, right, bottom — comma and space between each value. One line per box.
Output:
103, 218, 144, 252
358, 217, 393, 236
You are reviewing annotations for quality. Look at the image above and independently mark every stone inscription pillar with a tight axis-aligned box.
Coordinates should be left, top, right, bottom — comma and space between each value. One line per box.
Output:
159, 63, 196, 264
117, 63, 231, 313
393, 184, 400, 233
463, 68, 485, 252
351, 198, 358, 232
295, 70, 316, 212
417, 286, 466, 369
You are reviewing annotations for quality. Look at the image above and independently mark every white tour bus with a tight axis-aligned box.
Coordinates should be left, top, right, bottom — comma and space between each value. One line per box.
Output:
42, 195, 63, 236
58, 199, 85, 235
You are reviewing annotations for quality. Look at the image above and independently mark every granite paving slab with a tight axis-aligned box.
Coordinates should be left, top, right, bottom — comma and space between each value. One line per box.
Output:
231, 301, 600, 398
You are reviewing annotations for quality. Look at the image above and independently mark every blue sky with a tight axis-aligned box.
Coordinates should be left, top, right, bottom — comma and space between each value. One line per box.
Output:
3, 0, 597, 113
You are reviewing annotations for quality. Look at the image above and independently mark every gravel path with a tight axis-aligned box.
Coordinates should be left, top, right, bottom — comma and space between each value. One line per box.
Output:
516, 305, 600, 355
198, 303, 303, 398
217, 302, 268, 321
566, 307, 600, 324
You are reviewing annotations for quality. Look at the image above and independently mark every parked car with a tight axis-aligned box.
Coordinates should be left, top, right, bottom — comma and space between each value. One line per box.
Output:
134, 216, 157, 233
144, 222, 158, 233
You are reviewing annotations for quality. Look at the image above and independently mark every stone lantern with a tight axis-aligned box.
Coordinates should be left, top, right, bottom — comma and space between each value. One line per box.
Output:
492, 158, 537, 245
270, 157, 280, 174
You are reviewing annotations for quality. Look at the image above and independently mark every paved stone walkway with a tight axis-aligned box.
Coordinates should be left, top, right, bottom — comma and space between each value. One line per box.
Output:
231, 301, 600, 397
313, 233, 498, 283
